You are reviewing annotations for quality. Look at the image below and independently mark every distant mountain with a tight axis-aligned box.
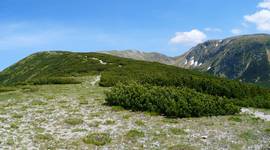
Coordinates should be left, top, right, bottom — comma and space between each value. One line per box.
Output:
176, 34, 270, 86
102, 34, 270, 87
101, 50, 175, 65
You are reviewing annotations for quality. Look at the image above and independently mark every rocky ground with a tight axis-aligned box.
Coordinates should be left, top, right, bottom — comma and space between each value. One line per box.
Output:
0, 76, 269, 150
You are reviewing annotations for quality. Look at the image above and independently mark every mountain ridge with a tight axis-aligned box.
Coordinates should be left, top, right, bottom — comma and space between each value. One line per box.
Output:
103, 34, 270, 87
1, 34, 269, 86
100, 50, 175, 65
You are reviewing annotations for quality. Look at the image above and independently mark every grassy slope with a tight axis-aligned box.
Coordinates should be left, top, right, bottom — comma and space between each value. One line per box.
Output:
0, 51, 123, 85
0, 51, 235, 85
0, 51, 269, 108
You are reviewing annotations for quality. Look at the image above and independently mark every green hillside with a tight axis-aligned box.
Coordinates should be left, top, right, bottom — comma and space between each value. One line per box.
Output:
0, 51, 213, 86
0, 51, 269, 111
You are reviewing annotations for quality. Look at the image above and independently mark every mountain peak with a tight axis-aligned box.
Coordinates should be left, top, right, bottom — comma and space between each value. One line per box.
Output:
101, 34, 270, 87
175, 34, 270, 86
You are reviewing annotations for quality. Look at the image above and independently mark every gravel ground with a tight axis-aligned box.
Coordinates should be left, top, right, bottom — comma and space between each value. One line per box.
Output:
0, 76, 269, 150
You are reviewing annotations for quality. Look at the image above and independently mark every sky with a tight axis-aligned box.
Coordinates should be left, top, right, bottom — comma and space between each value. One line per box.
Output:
0, 0, 269, 70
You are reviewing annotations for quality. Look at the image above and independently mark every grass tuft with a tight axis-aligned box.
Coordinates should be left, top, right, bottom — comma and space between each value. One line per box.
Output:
126, 129, 144, 139
111, 106, 125, 112
64, 118, 83, 125
12, 113, 23, 119
170, 128, 187, 135
83, 133, 111, 146
135, 120, 145, 126
34, 133, 53, 141
105, 119, 115, 125
228, 116, 242, 122
239, 130, 257, 141
31, 100, 47, 106
265, 128, 270, 133
168, 144, 196, 150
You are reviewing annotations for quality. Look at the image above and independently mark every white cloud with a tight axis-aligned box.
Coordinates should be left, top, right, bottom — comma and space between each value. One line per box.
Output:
258, 0, 270, 9
169, 29, 207, 45
244, 0, 270, 31
231, 28, 242, 35
244, 9, 270, 31
204, 27, 222, 32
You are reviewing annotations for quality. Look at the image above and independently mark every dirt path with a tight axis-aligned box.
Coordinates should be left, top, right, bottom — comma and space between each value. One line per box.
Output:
90, 75, 101, 86
241, 108, 270, 121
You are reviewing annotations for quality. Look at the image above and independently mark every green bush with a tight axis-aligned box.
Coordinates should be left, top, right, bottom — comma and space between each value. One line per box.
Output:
105, 83, 240, 118
99, 59, 270, 109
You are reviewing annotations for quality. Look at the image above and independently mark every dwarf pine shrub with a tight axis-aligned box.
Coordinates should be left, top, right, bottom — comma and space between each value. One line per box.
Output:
105, 83, 240, 118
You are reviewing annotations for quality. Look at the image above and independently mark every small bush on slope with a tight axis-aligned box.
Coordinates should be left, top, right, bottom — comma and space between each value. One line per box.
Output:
105, 83, 240, 118
30, 77, 81, 85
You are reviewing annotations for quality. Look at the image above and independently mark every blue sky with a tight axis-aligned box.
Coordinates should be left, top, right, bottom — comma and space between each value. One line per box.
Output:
0, 0, 268, 70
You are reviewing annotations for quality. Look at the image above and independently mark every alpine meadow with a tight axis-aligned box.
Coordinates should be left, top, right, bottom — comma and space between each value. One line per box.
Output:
1, 0, 270, 149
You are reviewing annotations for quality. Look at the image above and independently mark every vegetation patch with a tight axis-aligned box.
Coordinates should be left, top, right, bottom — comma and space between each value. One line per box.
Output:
0, 86, 16, 93
170, 128, 187, 135
72, 128, 88, 132
135, 120, 145, 126
31, 100, 47, 106
10, 122, 19, 129
111, 106, 125, 112
88, 121, 100, 127
122, 114, 131, 120
104, 119, 115, 125
79, 98, 88, 105
6, 138, 14, 145
106, 83, 240, 118
168, 144, 196, 150
239, 131, 257, 141
0, 117, 6, 122
20, 86, 38, 93
34, 133, 53, 141
64, 118, 83, 125
162, 118, 179, 124
228, 116, 242, 122
126, 129, 145, 139
264, 128, 270, 134
83, 133, 111, 146
144, 111, 160, 116
31, 77, 80, 85
12, 113, 23, 119
34, 127, 45, 133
